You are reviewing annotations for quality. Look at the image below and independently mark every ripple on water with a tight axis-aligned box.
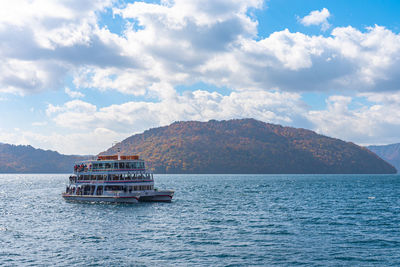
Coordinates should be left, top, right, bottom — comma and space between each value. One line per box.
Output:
1, 174, 400, 266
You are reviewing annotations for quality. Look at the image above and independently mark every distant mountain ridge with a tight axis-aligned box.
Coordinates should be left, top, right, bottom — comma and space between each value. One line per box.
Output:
0, 143, 89, 173
367, 143, 400, 173
101, 119, 396, 174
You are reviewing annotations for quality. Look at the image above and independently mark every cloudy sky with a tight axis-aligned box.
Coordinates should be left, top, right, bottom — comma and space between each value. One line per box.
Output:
1, 0, 400, 155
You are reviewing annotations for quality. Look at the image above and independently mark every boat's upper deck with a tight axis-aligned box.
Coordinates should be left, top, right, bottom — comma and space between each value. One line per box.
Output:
74, 155, 147, 173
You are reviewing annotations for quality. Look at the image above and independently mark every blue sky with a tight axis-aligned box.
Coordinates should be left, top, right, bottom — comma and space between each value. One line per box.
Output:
1, 0, 400, 154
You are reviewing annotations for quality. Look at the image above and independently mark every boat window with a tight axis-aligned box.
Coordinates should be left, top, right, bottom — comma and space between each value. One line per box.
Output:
125, 162, 131, 169
119, 162, 125, 169
113, 163, 118, 169
105, 162, 111, 169
105, 185, 123, 191
97, 186, 103, 195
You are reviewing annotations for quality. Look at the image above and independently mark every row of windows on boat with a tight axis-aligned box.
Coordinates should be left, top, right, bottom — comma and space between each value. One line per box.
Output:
66, 185, 153, 195
74, 161, 145, 172
70, 173, 153, 182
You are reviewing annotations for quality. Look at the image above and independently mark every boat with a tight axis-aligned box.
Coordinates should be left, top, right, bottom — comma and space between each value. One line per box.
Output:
62, 154, 174, 203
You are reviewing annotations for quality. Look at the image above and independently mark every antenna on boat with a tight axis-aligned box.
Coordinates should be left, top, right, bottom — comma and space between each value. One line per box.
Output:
113, 141, 121, 160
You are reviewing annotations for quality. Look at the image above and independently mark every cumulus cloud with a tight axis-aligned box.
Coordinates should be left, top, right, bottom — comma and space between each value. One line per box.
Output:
65, 87, 84, 98
299, 8, 331, 31
2, 0, 400, 153
21, 88, 400, 154
43, 89, 307, 152
0, 0, 137, 95
307, 93, 400, 145
2, 1, 400, 97
89, 3, 400, 96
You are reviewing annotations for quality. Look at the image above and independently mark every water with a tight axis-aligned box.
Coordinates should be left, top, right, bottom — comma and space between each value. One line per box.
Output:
1, 174, 400, 266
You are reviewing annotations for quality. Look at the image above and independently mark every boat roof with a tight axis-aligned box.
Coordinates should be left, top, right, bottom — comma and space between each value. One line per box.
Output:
98, 155, 139, 161
75, 155, 143, 164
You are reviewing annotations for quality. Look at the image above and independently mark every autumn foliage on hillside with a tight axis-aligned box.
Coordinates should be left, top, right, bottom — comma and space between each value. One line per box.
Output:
102, 119, 396, 174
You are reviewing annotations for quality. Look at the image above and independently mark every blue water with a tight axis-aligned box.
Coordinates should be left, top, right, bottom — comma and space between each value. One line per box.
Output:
1, 174, 400, 266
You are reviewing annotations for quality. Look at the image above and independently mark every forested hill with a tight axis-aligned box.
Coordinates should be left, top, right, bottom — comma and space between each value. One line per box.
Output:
0, 143, 89, 173
367, 143, 400, 173
101, 119, 396, 174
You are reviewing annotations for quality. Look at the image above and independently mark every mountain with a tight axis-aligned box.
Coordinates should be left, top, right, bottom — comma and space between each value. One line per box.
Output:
0, 143, 90, 173
101, 119, 396, 174
367, 143, 400, 173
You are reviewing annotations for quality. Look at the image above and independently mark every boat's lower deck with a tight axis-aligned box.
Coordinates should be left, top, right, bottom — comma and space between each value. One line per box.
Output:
62, 194, 140, 203
62, 190, 174, 203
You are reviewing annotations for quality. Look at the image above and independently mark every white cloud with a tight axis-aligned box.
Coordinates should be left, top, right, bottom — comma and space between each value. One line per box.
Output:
41, 89, 307, 153
32, 121, 48, 127
0, 127, 123, 155
2, 0, 400, 153
65, 87, 84, 98
6, 88, 400, 155
47, 100, 98, 130
299, 8, 331, 31
47, 89, 307, 130
307, 93, 400, 145
1, 1, 400, 98
0, 0, 132, 95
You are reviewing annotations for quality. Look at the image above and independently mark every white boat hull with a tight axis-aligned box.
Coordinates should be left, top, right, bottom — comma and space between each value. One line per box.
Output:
62, 190, 174, 203
62, 194, 139, 203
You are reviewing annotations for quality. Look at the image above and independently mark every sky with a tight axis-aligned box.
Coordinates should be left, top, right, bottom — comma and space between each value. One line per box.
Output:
1, 0, 400, 155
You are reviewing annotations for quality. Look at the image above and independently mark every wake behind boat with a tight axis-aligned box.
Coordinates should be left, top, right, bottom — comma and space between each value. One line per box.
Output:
62, 154, 174, 203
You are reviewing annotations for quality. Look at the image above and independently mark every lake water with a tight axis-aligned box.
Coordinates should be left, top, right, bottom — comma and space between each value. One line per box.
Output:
1, 174, 400, 266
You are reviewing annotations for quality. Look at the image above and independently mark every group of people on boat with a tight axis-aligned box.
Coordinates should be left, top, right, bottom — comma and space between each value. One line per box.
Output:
74, 164, 87, 172
66, 186, 80, 195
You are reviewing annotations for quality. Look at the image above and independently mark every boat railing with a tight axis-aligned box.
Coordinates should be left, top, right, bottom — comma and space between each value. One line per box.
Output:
74, 176, 154, 182
74, 168, 147, 173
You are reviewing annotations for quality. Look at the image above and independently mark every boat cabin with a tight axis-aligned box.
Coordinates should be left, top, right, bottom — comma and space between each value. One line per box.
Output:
74, 155, 145, 173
